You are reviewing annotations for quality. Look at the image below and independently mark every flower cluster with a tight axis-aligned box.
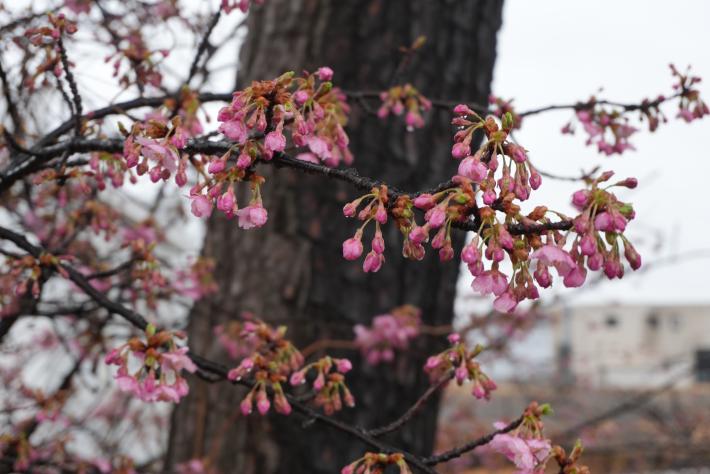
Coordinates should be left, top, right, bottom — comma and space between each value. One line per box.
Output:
488, 94, 522, 130
121, 115, 189, 185
106, 30, 169, 89
341, 452, 412, 474
561, 65, 707, 154
217, 68, 350, 165
342, 185, 389, 272
377, 83, 432, 130
23, 13, 77, 90
564, 103, 638, 156
105, 325, 197, 403
451, 107, 541, 201
488, 402, 553, 474
424, 333, 497, 400
290, 356, 355, 415
671, 64, 709, 123
226, 319, 303, 416
353, 304, 421, 365
567, 171, 641, 279
185, 68, 350, 223
407, 177, 476, 262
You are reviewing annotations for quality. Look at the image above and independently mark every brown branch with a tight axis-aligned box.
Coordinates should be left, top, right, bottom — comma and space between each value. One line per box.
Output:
367, 370, 454, 437
0, 57, 24, 137
56, 36, 83, 137
0, 137, 573, 236
0, 224, 437, 474
423, 415, 524, 465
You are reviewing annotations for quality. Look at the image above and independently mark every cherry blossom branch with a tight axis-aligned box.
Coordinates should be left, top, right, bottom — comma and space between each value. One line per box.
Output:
0, 137, 573, 236
517, 92, 684, 118
423, 415, 524, 465
0, 225, 439, 474
56, 36, 83, 137
367, 370, 454, 437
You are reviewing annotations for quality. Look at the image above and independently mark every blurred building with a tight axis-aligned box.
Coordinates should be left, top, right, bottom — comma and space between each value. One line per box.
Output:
553, 305, 710, 388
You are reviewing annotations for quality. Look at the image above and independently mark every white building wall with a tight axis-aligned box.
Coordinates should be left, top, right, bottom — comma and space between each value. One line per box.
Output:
553, 305, 710, 388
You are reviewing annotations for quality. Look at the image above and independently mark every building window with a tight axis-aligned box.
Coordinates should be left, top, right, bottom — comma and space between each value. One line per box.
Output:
646, 313, 659, 330
605, 315, 619, 328
696, 350, 710, 383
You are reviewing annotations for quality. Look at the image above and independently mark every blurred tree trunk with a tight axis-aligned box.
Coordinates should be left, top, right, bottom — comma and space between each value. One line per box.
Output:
165, 1, 502, 472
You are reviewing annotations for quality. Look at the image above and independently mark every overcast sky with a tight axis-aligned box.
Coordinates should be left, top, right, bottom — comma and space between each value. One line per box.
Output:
460, 0, 710, 307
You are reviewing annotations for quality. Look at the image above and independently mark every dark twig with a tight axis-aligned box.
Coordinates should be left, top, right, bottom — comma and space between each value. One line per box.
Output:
1, 137, 574, 236
56, 36, 83, 137
185, 10, 222, 87
423, 415, 524, 465
0, 224, 436, 474
0, 58, 24, 137
367, 371, 454, 437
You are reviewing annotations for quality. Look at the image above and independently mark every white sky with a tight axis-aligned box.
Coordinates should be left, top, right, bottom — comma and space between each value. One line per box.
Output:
471, 0, 710, 306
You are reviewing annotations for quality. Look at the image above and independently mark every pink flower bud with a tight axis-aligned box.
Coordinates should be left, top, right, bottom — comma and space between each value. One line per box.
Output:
529, 170, 542, 190
240, 397, 253, 415
534, 265, 552, 288
317, 66, 334, 81
343, 202, 357, 217
336, 359, 352, 373
579, 234, 597, 256
624, 242, 642, 270
458, 156, 487, 182
563, 265, 587, 288
571, 190, 590, 210
451, 142, 471, 159
236, 153, 252, 169
425, 356, 441, 370
453, 104, 474, 116
587, 252, 603, 271
363, 251, 384, 273
508, 144, 527, 163
342, 237, 363, 260
409, 225, 429, 245
483, 189, 497, 205
371, 231, 385, 254
375, 204, 387, 224
256, 396, 270, 415
413, 194, 436, 210
293, 90, 309, 105
461, 242, 481, 264
426, 206, 446, 228
439, 245, 454, 262
190, 194, 212, 219
290, 371, 305, 385
455, 366, 468, 384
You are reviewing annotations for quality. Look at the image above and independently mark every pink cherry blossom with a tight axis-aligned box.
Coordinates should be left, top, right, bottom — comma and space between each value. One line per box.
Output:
472, 269, 508, 296
236, 204, 268, 229
531, 245, 575, 277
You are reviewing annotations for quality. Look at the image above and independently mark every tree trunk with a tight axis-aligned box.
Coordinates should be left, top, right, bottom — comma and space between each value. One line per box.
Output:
166, 1, 503, 472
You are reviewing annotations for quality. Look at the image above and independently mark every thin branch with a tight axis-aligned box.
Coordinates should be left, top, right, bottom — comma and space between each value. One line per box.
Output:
367, 370, 454, 437
56, 36, 83, 137
2, 137, 573, 236
0, 57, 24, 136
0, 224, 437, 474
185, 10, 222, 87
423, 415, 524, 465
